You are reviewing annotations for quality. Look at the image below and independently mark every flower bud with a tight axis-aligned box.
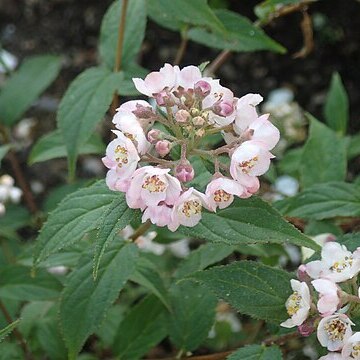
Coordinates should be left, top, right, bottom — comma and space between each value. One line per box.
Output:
147, 129, 161, 143
190, 108, 200, 117
175, 161, 195, 182
154, 90, 174, 107
194, 80, 211, 97
175, 109, 190, 123
297, 264, 310, 282
192, 116, 205, 126
298, 320, 314, 337
195, 128, 205, 137
213, 100, 234, 117
155, 140, 171, 157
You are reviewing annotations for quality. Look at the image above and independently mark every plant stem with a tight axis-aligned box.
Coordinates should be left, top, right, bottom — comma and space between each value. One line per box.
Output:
174, 32, 188, 65
110, 0, 129, 114
205, 50, 232, 76
0, 300, 32, 359
130, 220, 151, 241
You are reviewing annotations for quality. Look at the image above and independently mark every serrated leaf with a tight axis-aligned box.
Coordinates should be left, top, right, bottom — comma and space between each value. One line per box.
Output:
99, 0, 147, 70
0, 319, 20, 342
29, 130, 105, 165
60, 242, 138, 359
57, 67, 123, 176
175, 243, 235, 279
93, 196, 137, 279
227, 344, 283, 360
112, 295, 167, 359
0, 266, 62, 301
168, 281, 217, 352
130, 257, 170, 309
33, 180, 117, 267
281, 182, 360, 220
188, 9, 285, 54
190, 261, 292, 322
0, 55, 61, 126
336, 233, 360, 252
324, 72, 349, 135
148, 0, 225, 33
179, 197, 319, 251
300, 114, 347, 188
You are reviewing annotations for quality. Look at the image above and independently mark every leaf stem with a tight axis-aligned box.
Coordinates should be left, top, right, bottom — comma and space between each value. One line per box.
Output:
174, 28, 189, 65
130, 220, 152, 241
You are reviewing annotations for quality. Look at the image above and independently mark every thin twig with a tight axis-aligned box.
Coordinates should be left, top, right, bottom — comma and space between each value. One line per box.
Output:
110, 0, 129, 115
205, 50, 232, 76
130, 220, 152, 241
0, 300, 32, 359
174, 36, 188, 65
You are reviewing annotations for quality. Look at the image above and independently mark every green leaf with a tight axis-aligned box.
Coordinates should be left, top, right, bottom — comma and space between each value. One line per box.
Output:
187, 9, 285, 54
148, 0, 225, 33
29, 130, 105, 165
175, 243, 234, 279
0, 204, 30, 231
93, 196, 137, 279
112, 295, 167, 359
300, 114, 347, 188
324, 72, 349, 135
0, 145, 10, 167
60, 242, 138, 359
190, 261, 292, 322
227, 344, 283, 360
337, 233, 360, 252
0, 266, 62, 301
0, 319, 20, 342
168, 281, 217, 352
0, 55, 61, 126
347, 134, 360, 160
99, 0, 147, 70
281, 182, 360, 220
277, 147, 303, 177
57, 67, 123, 176
33, 180, 117, 267
179, 198, 319, 251
130, 257, 170, 309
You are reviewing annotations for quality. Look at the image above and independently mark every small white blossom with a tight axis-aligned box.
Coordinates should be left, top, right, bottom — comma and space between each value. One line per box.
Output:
342, 332, 360, 359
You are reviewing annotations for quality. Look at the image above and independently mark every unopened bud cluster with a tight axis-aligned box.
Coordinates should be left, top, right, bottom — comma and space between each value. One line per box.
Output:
281, 240, 360, 359
0, 174, 22, 215
103, 64, 280, 231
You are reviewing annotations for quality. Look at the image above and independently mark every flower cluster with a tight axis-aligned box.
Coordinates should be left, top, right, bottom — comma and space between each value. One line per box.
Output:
281, 241, 360, 359
103, 64, 279, 231
0, 174, 22, 215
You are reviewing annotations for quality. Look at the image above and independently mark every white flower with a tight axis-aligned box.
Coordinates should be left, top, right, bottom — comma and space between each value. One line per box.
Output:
317, 314, 353, 351
306, 242, 360, 283
312, 279, 340, 316
280, 279, 311, 328
302, 233, 336, 262
318, 353, 343, 360
342, 332, 360, 359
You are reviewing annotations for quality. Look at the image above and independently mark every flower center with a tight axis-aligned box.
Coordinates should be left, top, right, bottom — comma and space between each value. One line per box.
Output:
324, 319, 347, 341
182, 200, 202, 217
213, 189, 231, 203
114, 145, 128, 168
286, 291, 302, 316
238, 156, 258, 174
330, 256, 353, 273
124, 132, 136, 141
352, 343, 360, 358
142, 175, 166, 193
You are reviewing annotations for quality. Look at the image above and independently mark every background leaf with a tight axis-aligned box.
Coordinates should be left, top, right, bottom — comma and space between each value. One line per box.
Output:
0, 320, 20, 342
324, 72, 349, 135
190, 261, 292, 322
300, 114, 347, 188
60, 242, 138, 359
227, 344, 283, 360
0, 145, 11, 167
0, 55, 61, 126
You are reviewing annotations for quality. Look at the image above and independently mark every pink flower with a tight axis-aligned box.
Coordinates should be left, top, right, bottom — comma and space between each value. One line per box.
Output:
205, 177, 245, 211
281, 279, 311, 328
317, 314, 353, 351
102, 130, 140, 192
133, 63, 179, 97
142, 203, 173, 227
305, 242, 360, 283
155, 140, 171, 157
112, 101, 151, 155
342, 332, 360, 359
318, 353, 343, 360
126, 166, 181, 210
230, 140, 274, 191
312, 279, 340, 316
176, 65, 202, 90
248, 114, 280, 150
168, 188, 208, 232
175, 160, 195, 183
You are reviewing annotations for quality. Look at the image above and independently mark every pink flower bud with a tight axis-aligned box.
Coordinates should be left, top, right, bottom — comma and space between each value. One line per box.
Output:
147, 129, 161, 143
297, 264, 310, 282
298, 320, 314, 337
155, 140, 171, 157
175, 109, 190, 123
175, 161, 195, 182
194, 80, 211, 97
154, 90, 174, 107
213, 100, 234, 117
192, 116, 205, 126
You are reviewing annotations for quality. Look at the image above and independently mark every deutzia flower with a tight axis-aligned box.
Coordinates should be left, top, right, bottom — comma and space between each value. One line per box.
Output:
317, 313, 353, 351
312, 279, 340, 316
102, 130, 140, 192
126, 166, 181, 210
318, 353, 343, 360
142, 202, 173, 227
306, 242, 360, 283
342, 331, 360, 359
281, 279, 311, 328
